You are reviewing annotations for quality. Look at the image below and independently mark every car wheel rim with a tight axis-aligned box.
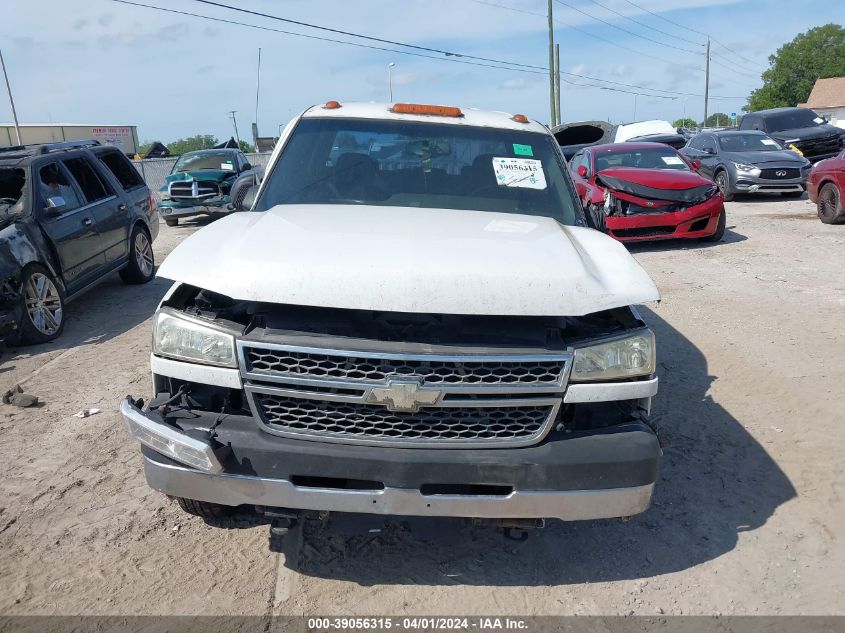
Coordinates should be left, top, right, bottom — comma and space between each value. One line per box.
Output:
717, 174, 728, 194
24, 273, 62, 336
820, 187, 837, 219
135, 232, 154, 277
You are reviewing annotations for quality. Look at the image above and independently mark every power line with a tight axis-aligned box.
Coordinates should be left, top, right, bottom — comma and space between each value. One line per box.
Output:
111, 0, 746, 103
583, 0, 703, 46
616, 0, 765, 69
192, 0, 547, 72
553, 0, 704, 56
109, 0, 675, 100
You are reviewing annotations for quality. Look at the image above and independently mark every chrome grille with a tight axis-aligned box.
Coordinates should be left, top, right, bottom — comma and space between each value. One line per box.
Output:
239, 341, 571, 448
253, 393, 554, 446
243, 346, 566, 388
169, 180, 220, 200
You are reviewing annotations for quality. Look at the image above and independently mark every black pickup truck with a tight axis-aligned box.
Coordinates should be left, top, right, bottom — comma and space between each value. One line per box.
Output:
739, 107, 845, 162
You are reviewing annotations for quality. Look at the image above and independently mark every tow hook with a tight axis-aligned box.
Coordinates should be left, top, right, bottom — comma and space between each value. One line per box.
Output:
265, 508, 300, 552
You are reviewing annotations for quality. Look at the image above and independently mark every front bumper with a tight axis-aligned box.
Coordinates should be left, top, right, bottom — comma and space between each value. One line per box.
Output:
122, 397, 660, 521
158, 200, 231, 219
605, 196, 723, 242
733, 174, 807, 194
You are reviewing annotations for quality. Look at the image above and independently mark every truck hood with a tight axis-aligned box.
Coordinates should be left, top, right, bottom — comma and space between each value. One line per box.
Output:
157, 205, 659, 316
165, 169, 234, 185
768, 125, 841, 142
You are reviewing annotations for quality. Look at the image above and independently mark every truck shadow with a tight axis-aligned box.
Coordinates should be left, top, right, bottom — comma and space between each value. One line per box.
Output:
289, 307, 796, 585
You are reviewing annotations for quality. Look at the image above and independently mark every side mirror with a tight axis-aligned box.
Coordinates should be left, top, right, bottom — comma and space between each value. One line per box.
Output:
45, 196, 67, 215
228, 173, 259, 211
703, 147, 716, 155
691, 159, 701, 171
577, 165, 588, 178
242, 163, 252, 171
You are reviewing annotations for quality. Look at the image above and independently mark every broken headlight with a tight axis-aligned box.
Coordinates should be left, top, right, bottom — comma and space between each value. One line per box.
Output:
152, 310, 237, 368
571, 330, 655, 381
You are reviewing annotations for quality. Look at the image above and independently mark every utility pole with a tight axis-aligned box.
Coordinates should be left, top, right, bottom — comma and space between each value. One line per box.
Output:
0, 49, 21, 145
703, 38, 710, 127
547, 0, 556, 127
228, 110, 241, 147
554, 43, 561, 125
254, 47, 261, 145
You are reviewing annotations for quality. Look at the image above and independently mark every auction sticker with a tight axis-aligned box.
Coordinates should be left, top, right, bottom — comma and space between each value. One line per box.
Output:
661, 155, 684, 165
492, 157, 547, 189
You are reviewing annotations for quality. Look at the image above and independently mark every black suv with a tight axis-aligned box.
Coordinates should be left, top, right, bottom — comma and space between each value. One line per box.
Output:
739, 107, 845, 162
0, 140, 159, 345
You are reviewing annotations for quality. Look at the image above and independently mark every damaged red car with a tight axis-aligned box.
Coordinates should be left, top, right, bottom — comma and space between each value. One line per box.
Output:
569, 142, 726, 243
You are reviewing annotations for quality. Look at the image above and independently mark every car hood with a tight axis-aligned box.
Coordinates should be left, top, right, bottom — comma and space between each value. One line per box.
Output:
165, 169, 234, 185
768, 125, 841, 142
157, 205, 659, 316
596, 167, 711, 190
722, 150, 808, 165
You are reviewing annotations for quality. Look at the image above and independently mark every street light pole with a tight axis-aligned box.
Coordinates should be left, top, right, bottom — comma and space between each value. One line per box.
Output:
0, 49, 21, 145
388, 62, 396, 103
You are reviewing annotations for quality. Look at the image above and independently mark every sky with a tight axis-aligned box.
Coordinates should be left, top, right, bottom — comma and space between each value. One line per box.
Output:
1, 0, 839, 144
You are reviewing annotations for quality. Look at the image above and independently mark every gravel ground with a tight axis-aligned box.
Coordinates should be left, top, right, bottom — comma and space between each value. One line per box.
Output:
0, 196, 843, 616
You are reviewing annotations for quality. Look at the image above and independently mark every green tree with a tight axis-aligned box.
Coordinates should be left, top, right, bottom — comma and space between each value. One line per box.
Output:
237, 139, 256, 153
746, 24, 845, 111
167, 134, 218, 155
673, 117, 697, 128
138, 140, 155, 156
704, 113, 731, 127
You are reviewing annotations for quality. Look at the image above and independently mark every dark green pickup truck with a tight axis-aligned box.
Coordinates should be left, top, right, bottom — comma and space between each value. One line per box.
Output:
157, 148, 262, 226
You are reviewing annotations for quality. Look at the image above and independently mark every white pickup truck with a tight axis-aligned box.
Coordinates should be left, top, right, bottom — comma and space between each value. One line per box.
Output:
122, 101, 661, 535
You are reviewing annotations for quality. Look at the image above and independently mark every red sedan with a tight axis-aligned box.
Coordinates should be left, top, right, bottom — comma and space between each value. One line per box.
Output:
569, 142, 726, 242
807, 149, 845, 224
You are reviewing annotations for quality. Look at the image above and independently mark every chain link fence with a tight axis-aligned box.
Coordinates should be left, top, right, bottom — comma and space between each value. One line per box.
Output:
131, 152, 273, 192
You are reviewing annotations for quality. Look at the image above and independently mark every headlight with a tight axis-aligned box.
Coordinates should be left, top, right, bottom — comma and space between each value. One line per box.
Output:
733, 161, 760, 175
156, 189, 170, 201
571, 331, 655, 382
152, 311, 237, 367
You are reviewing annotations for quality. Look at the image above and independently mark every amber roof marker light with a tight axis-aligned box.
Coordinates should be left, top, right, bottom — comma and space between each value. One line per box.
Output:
512, 114, 529, 123
324, 100, 341, 109
391, 103, 464, 118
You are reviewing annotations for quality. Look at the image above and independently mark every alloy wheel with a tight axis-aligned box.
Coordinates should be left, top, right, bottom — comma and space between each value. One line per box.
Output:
24, 273, 63, 336
135, 231, 154, 277
819, 185, 839, 222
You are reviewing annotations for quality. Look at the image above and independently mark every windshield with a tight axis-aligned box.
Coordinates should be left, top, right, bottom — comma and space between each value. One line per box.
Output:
764, 109, 824, 132
172, 151, 236, 173
255, 117, 580, 225
0, 167, 26, 218
593, 147, 690, 172
718, 134, 783, 152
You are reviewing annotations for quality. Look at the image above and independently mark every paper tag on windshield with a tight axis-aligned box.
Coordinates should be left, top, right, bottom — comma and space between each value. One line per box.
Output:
221, 162, 234, 170
814, 117, 825, 124
492, 157, 546, 189
761, 139, 780, 146
661, 155, 684, 165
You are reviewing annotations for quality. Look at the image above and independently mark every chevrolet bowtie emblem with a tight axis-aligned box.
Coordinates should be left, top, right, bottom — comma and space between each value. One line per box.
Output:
367, 378, 441, 413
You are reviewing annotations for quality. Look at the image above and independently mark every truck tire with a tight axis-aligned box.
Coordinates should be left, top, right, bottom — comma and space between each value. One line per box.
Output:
18, 263, 66, 344
119, 225, 155, 284
176, 497, 235, 519
165, 218, 179, 227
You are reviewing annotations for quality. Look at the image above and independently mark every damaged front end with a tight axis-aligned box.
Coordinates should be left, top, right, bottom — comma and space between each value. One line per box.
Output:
590, 168, 723, 242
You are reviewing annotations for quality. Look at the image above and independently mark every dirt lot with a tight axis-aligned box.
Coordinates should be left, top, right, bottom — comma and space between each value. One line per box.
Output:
0, 196, 843, 617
